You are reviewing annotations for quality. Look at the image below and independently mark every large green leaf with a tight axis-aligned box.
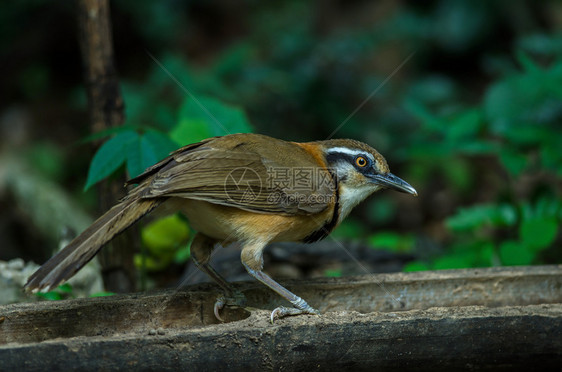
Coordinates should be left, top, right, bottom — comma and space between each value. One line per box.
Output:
125, 130, 178, 179
86, 129, 178, 188
126, 135, 156, 179
171, 118, 214, 146
171, 95, 252, 145
84, 130, 139, 190
143, 130, 178, 159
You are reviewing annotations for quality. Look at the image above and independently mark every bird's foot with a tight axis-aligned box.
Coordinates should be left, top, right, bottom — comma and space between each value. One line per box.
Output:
270, 305, 320, 323
214, 291, 247, 322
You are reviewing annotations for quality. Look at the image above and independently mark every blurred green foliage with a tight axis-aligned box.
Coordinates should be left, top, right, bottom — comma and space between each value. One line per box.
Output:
135, 214, 191, 272
35, 283, 115, 301
323, 269, 343, 278
369, 232, 416, 254
87, 1, 562, 273
402, 50, 562, 270
2, 1, 561, 274
34, 283, 74, 301
447, 197, 561, 266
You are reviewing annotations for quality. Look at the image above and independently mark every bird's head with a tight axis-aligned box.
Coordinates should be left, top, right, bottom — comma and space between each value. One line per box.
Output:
320, 139, 417, 222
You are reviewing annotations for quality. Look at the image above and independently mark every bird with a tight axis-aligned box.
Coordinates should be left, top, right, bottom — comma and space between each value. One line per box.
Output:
25, 133, 417, 321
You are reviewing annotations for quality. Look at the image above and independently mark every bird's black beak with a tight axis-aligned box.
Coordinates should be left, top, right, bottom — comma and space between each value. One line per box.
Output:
369, 172, 418, 196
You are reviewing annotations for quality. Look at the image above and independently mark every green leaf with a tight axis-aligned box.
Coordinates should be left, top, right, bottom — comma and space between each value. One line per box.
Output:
57, 283, 73, 294
174, 243, 191, 264
84, 131, 139, 190
520, 217, 559, 252
35, 291, 62, 301
89, 291, 115, 297
499, 240, 535, 266
125, 134, 158, 178
172, 95, 252, 145
171, 118, 214, 146
125, 131, 178, 179
141, 214, 191, 255
144, 130, 178, 158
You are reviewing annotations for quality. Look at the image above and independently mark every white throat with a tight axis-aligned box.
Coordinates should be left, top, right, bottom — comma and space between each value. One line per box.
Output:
337, 183, 380, 223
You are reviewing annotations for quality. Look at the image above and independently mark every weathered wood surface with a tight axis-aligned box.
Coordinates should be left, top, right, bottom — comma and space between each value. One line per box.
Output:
1, 266, 561, 371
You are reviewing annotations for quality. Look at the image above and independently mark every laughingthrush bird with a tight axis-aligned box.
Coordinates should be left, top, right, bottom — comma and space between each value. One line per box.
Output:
25, 133, 417, 321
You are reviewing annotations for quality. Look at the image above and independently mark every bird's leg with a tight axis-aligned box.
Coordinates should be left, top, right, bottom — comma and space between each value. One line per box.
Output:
190, 233, 246, 321
241, 241, 320, 323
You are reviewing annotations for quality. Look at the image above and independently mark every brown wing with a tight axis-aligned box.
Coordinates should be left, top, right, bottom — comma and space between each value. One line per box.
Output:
125, 138, 215, 185
128, 135, 335, 215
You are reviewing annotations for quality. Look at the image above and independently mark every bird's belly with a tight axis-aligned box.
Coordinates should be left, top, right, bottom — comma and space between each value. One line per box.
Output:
164, 197, 332, 243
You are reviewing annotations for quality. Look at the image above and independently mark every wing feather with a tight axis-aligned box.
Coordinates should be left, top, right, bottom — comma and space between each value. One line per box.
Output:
131, 137, 335, 215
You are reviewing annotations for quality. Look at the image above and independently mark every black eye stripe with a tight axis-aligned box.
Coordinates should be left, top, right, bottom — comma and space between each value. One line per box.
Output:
326, 152, 354, 166
326, 152, 373, 172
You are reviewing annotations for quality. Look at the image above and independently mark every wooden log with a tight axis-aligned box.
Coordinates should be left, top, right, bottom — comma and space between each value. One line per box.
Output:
1, 266, 561, 371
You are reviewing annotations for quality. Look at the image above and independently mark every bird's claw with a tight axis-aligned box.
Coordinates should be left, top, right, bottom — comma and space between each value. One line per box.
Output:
213, 291, 247, 322
214, 296, 227, 322
270, 306, 321, 323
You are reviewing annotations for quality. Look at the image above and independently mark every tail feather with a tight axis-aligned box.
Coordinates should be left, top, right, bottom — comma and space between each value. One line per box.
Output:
25, 198, 164, 292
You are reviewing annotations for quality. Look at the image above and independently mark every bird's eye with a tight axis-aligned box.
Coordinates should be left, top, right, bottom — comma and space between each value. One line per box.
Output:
355, 156, 368, 167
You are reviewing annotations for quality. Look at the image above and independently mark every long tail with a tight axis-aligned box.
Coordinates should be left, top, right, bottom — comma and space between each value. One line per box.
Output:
25, 198, 164, 292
